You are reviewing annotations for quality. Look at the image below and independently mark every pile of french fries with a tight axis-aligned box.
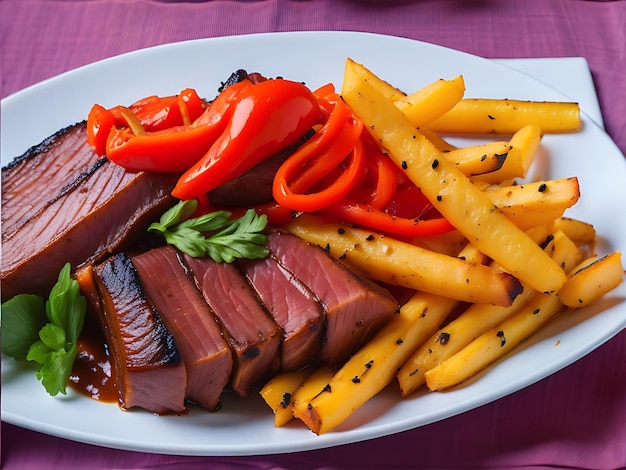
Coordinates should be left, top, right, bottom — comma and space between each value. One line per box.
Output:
259, 59, 624, 435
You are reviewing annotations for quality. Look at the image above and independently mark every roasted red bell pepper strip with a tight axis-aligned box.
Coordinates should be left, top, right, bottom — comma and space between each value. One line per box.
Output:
253, 202, 299, 225
270, 87, 361, 210
347, 147, 399, 210
105, 80, 252, 173
86, 104, 117, 155
129, 88, 206, 131
272, 114, 365, 212
172, 79, 321, 200
321, 199, 455, 237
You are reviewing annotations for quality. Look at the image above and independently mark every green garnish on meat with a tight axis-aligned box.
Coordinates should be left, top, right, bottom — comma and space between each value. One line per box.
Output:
148, 199, 269, 263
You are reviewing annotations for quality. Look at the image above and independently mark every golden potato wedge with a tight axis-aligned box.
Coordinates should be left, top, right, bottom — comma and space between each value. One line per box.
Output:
557, 252, 624, 307
341, 60, 567, 293
299, 291, 457, 434
426, 98, 581, 134
260, 366, 315, 427
423, 290, 566, 391
444, 141, 512, 177
551, 217, 596, 246
471, 124, 542, 183
291, 365, 338, 425
484, 177, 580, 230
398, 230, 582, 396
394, 75, 466, 127
285, 214, 523, 306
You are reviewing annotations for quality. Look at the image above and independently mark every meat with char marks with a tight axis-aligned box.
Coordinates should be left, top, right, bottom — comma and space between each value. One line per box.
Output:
1, 128, 179, 301
1, 122, 101, 238
93, 253, 187, 414
239, 256, 324, 372
131, 246, 233, 411
182, 254, 281, 397
266, 230, 399, 365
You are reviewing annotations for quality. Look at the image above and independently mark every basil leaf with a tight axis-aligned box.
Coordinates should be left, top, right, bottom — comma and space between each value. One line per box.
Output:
2, 262, 87, 396
1, 294, 47, 361
33, 345, 77, 397
46, 263, 86, 344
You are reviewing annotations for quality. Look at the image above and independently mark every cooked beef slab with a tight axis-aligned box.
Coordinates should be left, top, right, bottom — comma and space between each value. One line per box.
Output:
1, 122, 101, 238
131, 246, 233, 411
239, 256, 324, 371
93, 253, 187, 414
182, 254, 281, 397
1, 155, 178, 301
266, 230, 399, 365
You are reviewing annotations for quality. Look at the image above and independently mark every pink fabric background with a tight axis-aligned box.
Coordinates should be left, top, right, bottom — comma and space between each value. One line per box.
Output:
1, 1, 625, 469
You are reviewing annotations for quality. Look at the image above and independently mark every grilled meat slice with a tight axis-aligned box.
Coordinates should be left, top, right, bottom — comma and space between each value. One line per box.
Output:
93, 253, 186, 414
182, 254, 281, 397
239, 256, 324, 371
266, 230, 399, 365
207, 151, 289, 207
131, 246, 233, 411
1, 122, 101, 238
1, 157, 178, 301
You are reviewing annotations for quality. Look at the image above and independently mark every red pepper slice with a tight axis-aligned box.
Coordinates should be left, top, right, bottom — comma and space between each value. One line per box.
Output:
172, 79, 321, 200
127, 88, 206, 131
272, 115, 365, 212
105, 80, 252, 173
253, 202, 299, 225
321, 199, 455, 237
270, 88, 361, 210
347, 147, 399, 210
86, 104, 117, 155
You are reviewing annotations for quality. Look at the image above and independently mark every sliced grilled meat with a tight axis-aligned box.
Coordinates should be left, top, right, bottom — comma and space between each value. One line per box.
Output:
182, 254, 281, 397
239, 256, 324, 372
1, 157, 178, 301
131, 246, 233, 411
93, 253, 186, 414
266, 230, 399, 365
1, 122, 101, 238
207, 130, 313, 208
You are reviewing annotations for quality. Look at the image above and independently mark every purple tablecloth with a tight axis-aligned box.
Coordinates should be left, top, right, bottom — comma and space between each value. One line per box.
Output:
1, 1, 625, 469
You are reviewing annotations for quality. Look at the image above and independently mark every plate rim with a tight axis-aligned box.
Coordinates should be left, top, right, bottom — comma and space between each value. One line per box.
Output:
2, 30, 625, 457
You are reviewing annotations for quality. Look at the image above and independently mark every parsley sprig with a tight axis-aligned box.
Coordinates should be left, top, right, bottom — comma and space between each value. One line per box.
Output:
1, 263, 86, 396
148, 200, 270, 263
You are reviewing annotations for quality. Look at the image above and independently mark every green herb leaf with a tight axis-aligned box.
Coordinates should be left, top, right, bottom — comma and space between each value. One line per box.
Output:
1, 294, 47, 360
46, 263, 86, 344
149, 199, 199, 232
149, 202, 270, 263
1, 262, 87, 396
31, 344, 78, 397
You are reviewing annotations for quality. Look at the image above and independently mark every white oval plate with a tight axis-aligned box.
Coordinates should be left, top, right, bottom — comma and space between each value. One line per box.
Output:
2, 31, 625, 456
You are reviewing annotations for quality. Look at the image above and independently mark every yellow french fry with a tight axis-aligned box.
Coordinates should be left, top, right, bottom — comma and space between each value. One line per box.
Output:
341, 59, 567, 293
394, 74, 466, 127
297, 291, 458, 435
398, 230, 582, 396
471, 124, 542, 183
291, 365, 338, 425
551, 217, 596, 246
426, 98, 581, 134
260, 366, 315, 427
444, 141, 512, 177
419, 128, 457, 152
423, 290, 566, 391
344, 57, 407, 102
558, 252, 624, 308
485, 177, 580, 230
285, 214, 523, 306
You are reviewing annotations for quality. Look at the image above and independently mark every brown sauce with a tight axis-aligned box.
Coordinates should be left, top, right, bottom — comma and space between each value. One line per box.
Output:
69, 316, 118, 403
